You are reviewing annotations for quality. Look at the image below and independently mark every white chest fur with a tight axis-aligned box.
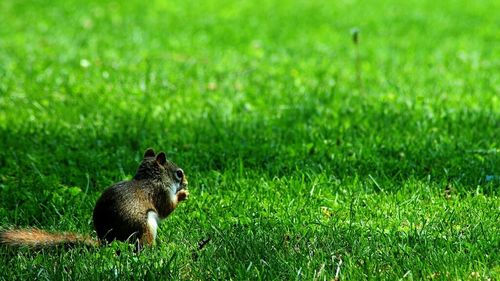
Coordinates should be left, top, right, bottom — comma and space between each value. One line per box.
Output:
147, 211, 160, 239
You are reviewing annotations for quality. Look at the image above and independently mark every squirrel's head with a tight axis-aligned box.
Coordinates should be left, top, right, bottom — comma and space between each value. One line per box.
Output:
134, 148, 188, 191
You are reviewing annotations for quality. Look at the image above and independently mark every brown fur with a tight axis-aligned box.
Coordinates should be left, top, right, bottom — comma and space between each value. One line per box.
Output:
139, 225, 154, 246
92, 151, 188, 247
1, 148, 188, 249
0, 228, 98, 248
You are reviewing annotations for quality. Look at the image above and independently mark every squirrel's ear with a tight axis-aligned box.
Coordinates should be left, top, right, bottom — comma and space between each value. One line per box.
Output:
156, 152, 167, 165
144, 148, 155, 158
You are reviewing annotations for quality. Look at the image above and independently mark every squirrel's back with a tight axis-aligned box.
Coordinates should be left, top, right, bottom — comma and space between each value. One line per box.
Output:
92, 181, 154, 243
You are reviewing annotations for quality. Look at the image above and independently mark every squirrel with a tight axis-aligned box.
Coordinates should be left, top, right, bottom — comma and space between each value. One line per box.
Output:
0, 148, 189, 250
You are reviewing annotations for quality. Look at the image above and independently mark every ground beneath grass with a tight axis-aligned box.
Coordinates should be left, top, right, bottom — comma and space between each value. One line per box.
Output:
0, 0, 498, 279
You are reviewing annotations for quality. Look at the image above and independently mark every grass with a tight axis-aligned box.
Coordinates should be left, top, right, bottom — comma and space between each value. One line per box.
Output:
0, 0, 499, 279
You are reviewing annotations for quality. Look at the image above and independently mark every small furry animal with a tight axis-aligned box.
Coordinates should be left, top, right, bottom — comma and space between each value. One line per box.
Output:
0, 148, 189, 250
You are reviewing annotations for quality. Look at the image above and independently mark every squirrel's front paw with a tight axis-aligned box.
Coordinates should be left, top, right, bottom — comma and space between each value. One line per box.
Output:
176, 190, 189, 201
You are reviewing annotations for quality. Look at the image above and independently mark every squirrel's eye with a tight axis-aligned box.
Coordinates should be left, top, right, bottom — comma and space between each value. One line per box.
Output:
175, 169, 184, 180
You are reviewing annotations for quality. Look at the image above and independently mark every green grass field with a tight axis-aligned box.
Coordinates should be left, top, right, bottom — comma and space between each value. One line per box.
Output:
1, 0, 499, 279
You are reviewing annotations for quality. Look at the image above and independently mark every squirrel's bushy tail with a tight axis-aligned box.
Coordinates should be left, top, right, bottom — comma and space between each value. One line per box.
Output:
0, 228, 98, 248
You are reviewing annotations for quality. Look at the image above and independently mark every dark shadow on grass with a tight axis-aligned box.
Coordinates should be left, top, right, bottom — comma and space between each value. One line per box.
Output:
0, 100, 498, 198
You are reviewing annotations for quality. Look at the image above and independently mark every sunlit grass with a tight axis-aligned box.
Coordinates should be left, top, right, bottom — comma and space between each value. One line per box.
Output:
0, 0, 498, 279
